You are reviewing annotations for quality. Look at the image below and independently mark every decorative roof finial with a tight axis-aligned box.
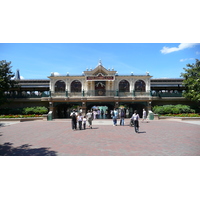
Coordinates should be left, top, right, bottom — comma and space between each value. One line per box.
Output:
98, 59, 102, 66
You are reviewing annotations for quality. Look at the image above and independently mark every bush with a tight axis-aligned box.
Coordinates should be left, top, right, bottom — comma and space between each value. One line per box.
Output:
22, 107, 48, 115
164, 113, 200, 117
0, 106, 48, 115
153, 104, 195, 115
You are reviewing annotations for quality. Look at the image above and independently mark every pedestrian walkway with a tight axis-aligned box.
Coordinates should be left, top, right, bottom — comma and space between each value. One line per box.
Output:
0, 119, 200, 156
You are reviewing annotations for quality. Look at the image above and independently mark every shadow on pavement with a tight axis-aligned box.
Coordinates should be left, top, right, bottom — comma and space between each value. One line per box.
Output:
138, 131, 146, 134
0, 123, 5, 127
0, 143, 57, 156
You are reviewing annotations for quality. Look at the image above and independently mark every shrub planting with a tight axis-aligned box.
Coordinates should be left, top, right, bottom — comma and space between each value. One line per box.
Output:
22, 107, 48, 115
152, 104, 195, 115
0, 106, 48, 115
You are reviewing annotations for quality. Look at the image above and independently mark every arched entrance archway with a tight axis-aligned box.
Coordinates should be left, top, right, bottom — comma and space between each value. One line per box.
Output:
86, 102, 114, 119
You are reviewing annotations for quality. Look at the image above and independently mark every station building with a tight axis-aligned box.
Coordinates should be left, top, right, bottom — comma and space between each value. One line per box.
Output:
3, 61, 191, 118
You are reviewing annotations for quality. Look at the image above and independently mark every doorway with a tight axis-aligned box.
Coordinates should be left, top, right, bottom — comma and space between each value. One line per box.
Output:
86, 102, 114, 119
55, 102, 82, 118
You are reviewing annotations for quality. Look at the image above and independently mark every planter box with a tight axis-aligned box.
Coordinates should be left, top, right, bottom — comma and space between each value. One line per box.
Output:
158, 116, 200, 121
0, 117, 43, 122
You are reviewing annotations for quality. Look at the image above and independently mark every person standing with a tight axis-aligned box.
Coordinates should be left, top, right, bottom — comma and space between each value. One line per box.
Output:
131, 110, 140, 133
77, 112, 83, 130
97, 109, 100, 119
126, 109, 129, 118
142, 108, 148, 123
86, 110, 93, 129
83, 116, 87, 130
70, 109, 77, 131
101, 109, 104, 119
120, 108, 125, 126
105, 109, 108, 119
93, 109, 97, 120
112, 108, 118, 126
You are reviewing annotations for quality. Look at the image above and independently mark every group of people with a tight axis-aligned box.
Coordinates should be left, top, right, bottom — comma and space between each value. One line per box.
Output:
70, 108, 148, 132
111, 108, 148, 133
70, 109, 94, 131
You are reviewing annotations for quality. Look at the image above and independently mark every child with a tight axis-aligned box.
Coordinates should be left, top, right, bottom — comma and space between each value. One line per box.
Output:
77, 113, 83, 130
83, 116, 87, 130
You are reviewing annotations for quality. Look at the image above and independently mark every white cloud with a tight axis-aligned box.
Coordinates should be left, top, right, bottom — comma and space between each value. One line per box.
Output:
180, 58, 195, 62
161, 43, 199, 54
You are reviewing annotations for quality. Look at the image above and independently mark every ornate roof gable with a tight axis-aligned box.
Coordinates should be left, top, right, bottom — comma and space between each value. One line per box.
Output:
84, 60, 116, 76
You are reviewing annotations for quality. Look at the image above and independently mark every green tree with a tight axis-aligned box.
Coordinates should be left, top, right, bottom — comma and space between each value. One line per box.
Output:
181, 59, 200, 102
0, 60, 18, 105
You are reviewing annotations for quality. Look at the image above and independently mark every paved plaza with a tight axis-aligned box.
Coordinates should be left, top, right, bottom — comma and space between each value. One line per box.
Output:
0, 119, 200, 156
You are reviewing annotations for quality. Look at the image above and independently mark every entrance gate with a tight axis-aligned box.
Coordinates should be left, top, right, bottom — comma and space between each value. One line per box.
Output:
86, 102, 114, 119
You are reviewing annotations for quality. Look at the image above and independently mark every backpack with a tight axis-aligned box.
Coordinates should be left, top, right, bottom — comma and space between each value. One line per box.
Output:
71, 112, 76, 120
87, 112, 93, 120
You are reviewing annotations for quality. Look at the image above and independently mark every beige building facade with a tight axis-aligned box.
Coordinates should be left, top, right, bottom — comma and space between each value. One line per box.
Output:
45, 61, 152, 118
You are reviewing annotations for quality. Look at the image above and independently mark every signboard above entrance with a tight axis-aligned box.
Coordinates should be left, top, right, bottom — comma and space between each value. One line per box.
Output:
86, 73, 115, 81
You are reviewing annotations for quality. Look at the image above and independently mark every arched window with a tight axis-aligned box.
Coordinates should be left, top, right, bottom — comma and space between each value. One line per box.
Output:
55, 80, 66, 92
119, 80, 130, 92
71, 80, 82, 92
135, 80, 146, 92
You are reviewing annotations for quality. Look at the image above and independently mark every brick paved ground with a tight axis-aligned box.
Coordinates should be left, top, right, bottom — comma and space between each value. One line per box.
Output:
0, 119, 200, 156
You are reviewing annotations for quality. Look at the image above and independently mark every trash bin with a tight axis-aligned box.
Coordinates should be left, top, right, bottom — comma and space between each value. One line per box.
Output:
148, 111, 154, 120
47, 111, 53, 121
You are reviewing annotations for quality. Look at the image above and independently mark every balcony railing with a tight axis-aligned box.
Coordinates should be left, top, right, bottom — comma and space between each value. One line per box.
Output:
5, 90, 183, 98
4, 91, 50, 98
152, 92, 183, 97
86, 90, 115, 97
50, 90, 151, 97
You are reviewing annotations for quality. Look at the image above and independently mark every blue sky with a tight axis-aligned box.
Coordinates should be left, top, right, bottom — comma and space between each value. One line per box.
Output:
1, 43, 200, 79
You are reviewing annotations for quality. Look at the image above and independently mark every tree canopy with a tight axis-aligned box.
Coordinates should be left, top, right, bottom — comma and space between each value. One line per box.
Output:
181, 59, 200, 102
0, 60, 18, 105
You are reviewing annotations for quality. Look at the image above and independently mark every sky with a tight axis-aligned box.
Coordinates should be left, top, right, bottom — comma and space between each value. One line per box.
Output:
1, 43, 200, 79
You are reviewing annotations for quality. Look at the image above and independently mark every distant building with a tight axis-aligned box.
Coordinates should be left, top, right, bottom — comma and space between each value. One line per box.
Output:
15, 69, 20, 80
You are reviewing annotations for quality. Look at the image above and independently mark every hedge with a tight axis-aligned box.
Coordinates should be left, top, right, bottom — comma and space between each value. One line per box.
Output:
0, 106, 48, 115
152, 104, 195, 115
